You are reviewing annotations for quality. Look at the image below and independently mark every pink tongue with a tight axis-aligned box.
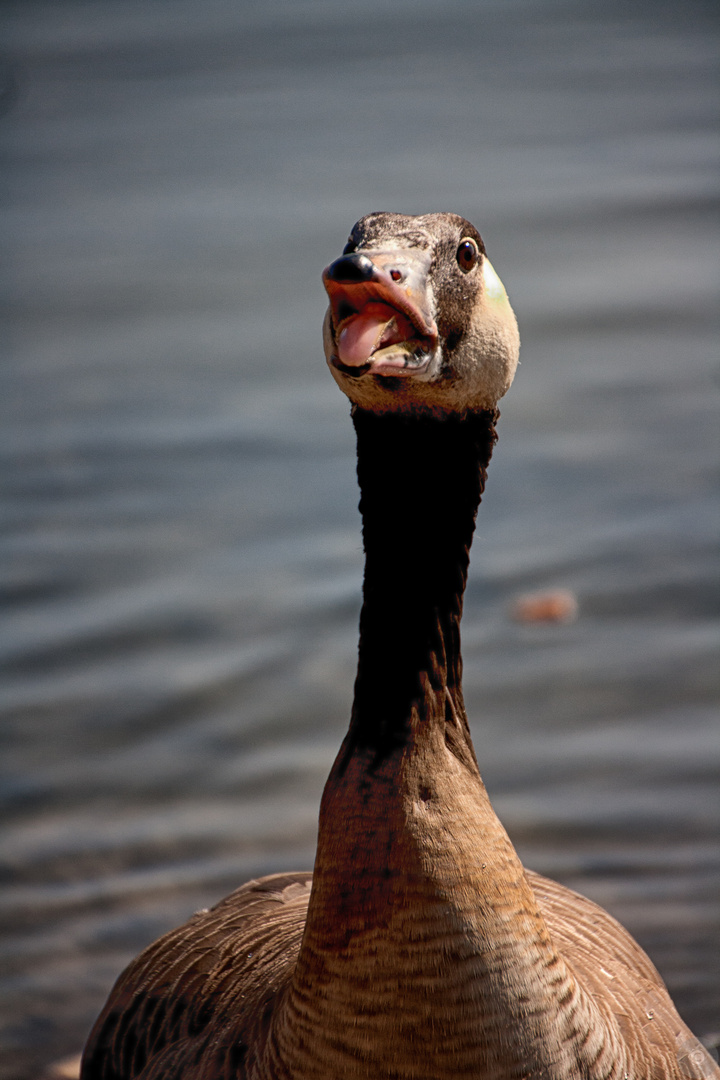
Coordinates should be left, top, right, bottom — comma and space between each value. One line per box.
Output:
337, 304, 397, 367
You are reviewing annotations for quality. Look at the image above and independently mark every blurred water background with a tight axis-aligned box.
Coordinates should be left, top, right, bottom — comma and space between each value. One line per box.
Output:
1, 1, 719, 1076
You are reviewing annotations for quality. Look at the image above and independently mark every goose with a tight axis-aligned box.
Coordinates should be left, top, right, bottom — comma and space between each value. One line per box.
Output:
81, 212, 718, 1080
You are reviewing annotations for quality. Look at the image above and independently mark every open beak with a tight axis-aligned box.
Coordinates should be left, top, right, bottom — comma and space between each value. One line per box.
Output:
322, 248, 438, 378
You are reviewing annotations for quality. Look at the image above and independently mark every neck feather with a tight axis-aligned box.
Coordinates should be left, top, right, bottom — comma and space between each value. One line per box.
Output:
341, 406, 498, 767
266, 406, 624, 1078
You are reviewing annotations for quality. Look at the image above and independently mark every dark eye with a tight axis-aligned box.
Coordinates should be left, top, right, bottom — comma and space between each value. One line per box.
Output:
456, 238, 479, 273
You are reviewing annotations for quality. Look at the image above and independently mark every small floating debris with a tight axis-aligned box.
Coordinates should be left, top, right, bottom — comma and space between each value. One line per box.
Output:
42, 1053, 82, 1080
510, 588, 579, 624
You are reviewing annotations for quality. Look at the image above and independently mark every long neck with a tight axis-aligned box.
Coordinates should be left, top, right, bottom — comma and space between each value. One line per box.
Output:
261, 409, 626, 1080
341, 407, 498, 770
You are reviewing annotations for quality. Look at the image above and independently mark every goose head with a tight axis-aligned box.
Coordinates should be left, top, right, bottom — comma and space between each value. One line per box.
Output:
322, 211, 520, 416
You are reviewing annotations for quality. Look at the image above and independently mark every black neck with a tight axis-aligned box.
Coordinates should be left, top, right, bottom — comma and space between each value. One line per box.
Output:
341, 407, 498, 767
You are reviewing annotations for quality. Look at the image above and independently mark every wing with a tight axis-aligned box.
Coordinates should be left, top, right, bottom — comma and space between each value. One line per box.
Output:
530, 870, 719, 1079
81, 872, 312, 1080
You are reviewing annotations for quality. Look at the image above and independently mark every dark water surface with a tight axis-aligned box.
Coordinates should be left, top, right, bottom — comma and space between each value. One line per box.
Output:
2, 1, 719, 1076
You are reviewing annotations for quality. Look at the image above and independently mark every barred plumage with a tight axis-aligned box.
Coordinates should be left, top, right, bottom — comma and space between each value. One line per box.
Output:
82, 214, 717, 1080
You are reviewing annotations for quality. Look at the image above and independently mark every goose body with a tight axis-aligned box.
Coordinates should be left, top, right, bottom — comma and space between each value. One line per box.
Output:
82, 213, 717, 1080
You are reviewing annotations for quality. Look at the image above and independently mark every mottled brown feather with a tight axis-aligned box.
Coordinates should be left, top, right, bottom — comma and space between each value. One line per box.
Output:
82, 214, 718, 1080
83, 874, 312, 1079
83, 869, 716, 1079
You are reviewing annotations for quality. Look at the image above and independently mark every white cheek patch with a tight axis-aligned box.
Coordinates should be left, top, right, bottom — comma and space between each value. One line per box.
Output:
482, 259, 509, 304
